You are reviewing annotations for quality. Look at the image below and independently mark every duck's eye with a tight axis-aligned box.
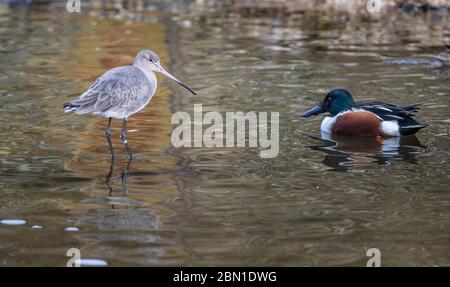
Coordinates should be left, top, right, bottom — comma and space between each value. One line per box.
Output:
148, 58, 153, 62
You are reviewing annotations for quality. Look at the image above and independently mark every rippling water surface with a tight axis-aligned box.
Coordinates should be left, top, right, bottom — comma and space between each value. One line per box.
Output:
0, 1, 449, 266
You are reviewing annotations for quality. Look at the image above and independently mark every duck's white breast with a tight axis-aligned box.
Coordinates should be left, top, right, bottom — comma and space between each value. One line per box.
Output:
320, 115, 337, 134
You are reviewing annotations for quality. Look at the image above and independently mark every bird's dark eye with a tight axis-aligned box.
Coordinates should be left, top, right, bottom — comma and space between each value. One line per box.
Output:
148, 57, 153, 62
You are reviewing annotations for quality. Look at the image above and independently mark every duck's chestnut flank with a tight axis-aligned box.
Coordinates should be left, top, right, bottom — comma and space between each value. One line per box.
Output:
331, 111, 382, 137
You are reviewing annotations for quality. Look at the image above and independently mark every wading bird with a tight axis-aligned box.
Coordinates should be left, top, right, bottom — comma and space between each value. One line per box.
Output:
64, 50, 196, 158
302, 88, 427, 137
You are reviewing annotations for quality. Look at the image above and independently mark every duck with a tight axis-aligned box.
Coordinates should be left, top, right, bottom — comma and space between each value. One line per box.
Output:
301, 88, 427, 137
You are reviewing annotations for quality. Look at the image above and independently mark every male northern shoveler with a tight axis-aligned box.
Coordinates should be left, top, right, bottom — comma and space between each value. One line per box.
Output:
301, 88, 427, 137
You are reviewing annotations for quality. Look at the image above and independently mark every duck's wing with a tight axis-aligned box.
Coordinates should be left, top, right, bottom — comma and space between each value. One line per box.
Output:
355, 102, 421, 120
65, 66, 152, 115
355, 102, 427, 135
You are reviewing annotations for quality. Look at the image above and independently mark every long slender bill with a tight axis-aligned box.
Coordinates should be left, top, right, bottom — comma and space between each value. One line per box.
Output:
158, 66, 196, 95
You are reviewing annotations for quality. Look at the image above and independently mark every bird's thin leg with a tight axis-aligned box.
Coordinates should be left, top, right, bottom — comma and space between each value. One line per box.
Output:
120, 118, 133, 158
106, 117, 114, 159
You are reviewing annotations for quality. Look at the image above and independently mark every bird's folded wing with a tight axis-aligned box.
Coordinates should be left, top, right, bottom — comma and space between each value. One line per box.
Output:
73, 66, 152, 114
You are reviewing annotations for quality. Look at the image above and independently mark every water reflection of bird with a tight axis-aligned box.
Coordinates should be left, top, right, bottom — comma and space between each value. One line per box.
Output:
106, 157, 133, 198
302, 88, 427, 137
64, 50, 196, 158
305, 133, 427, 172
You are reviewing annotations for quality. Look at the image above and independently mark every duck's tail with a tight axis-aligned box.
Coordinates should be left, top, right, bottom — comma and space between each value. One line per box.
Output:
399, 124, 428, 136
394, 103, 428, 135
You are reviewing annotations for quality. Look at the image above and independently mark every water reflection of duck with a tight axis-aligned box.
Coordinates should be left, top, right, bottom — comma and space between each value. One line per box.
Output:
302, 88, 427, 137
306, 133, 427, 171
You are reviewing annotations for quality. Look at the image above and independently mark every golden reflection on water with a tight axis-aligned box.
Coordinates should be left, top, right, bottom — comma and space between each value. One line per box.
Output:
60, 17, 171, 156
54, 14, 180, 218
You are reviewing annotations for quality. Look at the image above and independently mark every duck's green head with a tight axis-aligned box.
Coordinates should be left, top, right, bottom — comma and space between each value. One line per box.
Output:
302, 88, 355, 117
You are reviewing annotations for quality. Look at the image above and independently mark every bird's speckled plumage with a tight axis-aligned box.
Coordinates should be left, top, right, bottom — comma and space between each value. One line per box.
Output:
66, 66, 156, 119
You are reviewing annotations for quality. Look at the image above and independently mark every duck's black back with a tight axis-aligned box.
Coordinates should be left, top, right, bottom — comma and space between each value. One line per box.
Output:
355, 102, 428, 136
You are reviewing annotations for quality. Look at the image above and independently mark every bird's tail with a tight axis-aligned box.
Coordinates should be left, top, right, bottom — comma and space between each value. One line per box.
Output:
63, 102, 79, 113
399, 124, 428, 136
401, 103, 423, 115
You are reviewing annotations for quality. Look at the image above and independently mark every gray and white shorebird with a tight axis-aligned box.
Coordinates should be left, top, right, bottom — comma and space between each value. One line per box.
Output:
64, 50, 196, 158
